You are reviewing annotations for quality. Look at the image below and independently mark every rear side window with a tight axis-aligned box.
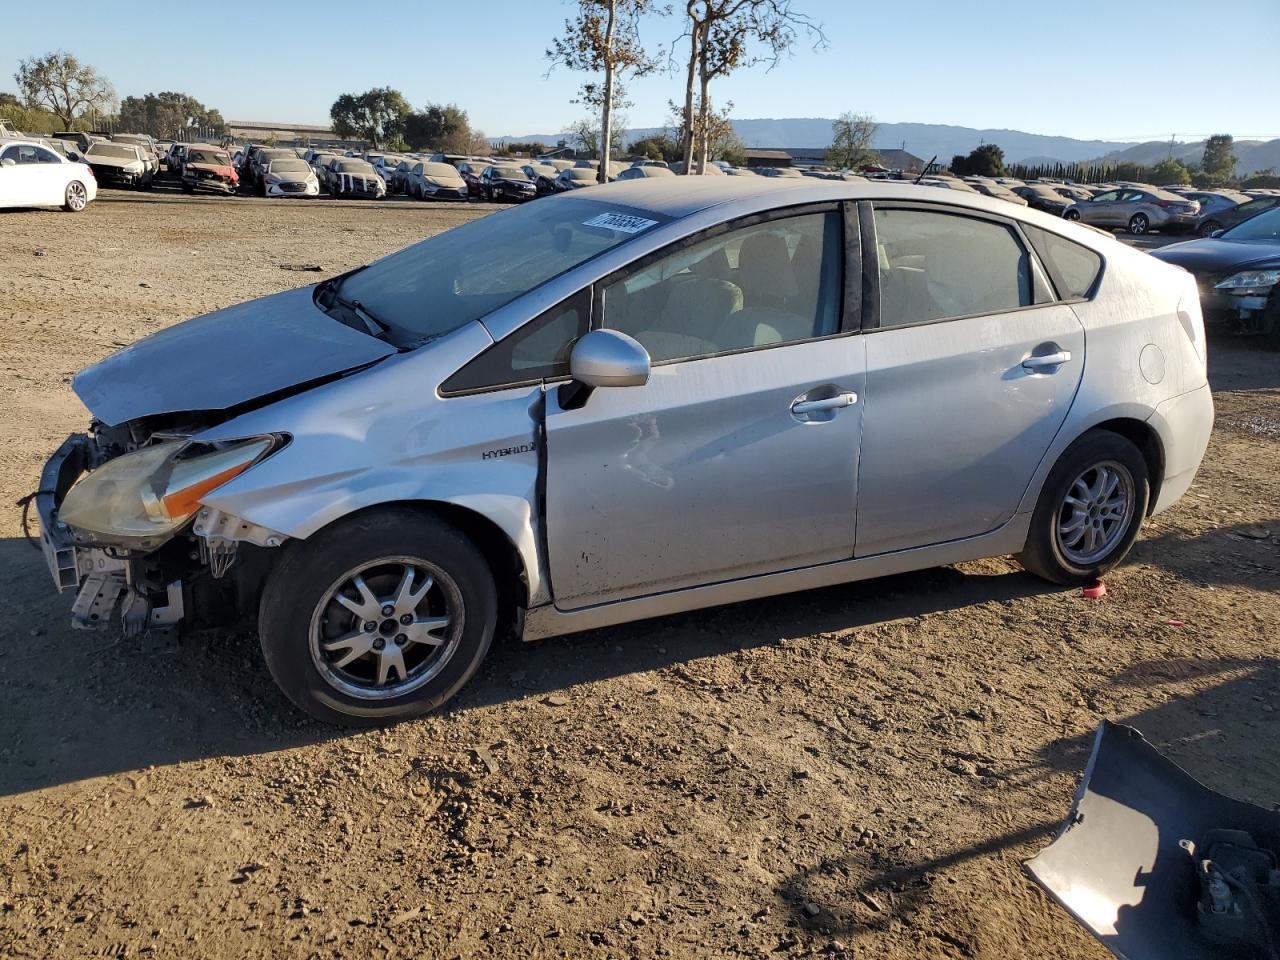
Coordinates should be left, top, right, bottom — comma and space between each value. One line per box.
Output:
872, 207, 1033, 328
1022, 224, 1104, 299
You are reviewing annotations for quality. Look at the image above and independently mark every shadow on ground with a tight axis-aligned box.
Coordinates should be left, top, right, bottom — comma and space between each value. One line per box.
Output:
775, 656, 1280, 945
0, 530, 1055, 796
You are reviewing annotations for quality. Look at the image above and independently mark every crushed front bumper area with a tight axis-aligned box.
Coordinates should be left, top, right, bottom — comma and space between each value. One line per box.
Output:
35, 433, 184, 633
1026, 721, 1280, 960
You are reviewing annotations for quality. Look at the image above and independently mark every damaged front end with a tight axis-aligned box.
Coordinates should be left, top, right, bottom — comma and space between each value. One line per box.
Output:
32, 419, 288, 635
1026, 721, 1280, 960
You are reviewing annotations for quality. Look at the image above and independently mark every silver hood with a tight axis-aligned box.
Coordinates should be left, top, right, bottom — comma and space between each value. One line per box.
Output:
73, 286, 396, 426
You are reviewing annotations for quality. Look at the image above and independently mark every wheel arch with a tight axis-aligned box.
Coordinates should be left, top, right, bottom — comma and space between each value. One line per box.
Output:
1018, 411, 1166, 520
1089, 418, 1165, 514
321, 499, 530, 637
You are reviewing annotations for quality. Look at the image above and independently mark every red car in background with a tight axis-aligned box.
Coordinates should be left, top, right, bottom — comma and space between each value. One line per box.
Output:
181, 146, 238, 195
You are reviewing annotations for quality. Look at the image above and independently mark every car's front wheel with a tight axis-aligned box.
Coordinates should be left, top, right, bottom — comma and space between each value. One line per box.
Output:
1063, 209, 1081, 221
1197, 220, 1222, 238
1018, 431, 1149, 585
1128, 213, 1150, 235
259, 509, 498, 725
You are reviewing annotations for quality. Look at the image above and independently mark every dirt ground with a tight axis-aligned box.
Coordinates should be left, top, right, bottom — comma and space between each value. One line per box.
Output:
1, 187, 1277, 960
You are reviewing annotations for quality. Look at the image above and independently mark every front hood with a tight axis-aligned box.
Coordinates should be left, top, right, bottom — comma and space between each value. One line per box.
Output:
1151, 238, 1280, 276
187, 162, 234, 176
88, 157, 131, 170
426, 178, 465, 188
73, 286, 397, 426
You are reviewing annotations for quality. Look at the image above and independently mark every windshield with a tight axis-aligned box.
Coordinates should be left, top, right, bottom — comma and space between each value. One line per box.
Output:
567, 168, 596, 180
332, 197, 670, 347
1223, 207, 1280, 242
189, 150, 229, 165
336, 161, 374, 173
88, 144, 137, 160
493, 167, 528, 180
422, 162, 457, 178
270, 159, 311, 174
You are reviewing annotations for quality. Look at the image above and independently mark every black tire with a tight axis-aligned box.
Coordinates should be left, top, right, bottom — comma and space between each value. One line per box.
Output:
1064, 209, 1081, 221
1197, 220, 1222, 238
1018, 430, 1150, 585
258, 509, 498, 725
181, 182, 194, 194
1128, 213, 1149, 235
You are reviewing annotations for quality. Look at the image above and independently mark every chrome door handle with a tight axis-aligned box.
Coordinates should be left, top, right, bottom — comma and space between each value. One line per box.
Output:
791, 392, 858, 415
1022, 351, 1072, 371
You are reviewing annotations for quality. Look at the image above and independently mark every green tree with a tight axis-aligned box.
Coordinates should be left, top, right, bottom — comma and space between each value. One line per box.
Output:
402, 103, 470, 152
1148, 157, 1191, 186
117, 91, 224, 139
628, 134, 680, 161
329, 88, 411, 148
825, 112, 878, 169
14, 51, 115, 128
1242, 172, 1280, 190
548, 0, 660, 183
950, 143, 1006, 177
678, 0, 825, 174
1200, 134, 1237, 186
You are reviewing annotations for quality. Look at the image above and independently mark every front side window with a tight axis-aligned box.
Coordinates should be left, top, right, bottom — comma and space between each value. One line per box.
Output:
873, 207, 1034, 328
601, 211, 843, 363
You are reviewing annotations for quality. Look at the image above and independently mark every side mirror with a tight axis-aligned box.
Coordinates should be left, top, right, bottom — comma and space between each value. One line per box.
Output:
570, 329, 650, 388
1210, 229, 1225, 239
0, 158, 14, 167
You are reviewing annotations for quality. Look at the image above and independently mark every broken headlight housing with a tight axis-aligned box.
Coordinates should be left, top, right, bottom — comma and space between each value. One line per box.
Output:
58, 436, 279, 546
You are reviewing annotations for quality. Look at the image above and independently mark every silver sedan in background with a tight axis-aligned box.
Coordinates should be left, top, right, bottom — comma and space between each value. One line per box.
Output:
1064, 186, 1200, 235
34, 179, 1213, 724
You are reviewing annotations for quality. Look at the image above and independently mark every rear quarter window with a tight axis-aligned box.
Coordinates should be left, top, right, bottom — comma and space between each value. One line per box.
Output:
1021, 224, 1104, 299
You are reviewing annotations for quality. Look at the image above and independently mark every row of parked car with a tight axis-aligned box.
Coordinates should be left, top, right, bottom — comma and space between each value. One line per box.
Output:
913, 173, 1280, 237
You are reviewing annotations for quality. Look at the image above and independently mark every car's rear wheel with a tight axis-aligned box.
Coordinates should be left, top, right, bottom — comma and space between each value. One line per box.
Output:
1064, 209, 1081, 221
62, 180, 88, 212
1128, 213, 1150, 235
1197, 220, 1222, 238
1018, 431, 1149, 585
258, 509, 498, 725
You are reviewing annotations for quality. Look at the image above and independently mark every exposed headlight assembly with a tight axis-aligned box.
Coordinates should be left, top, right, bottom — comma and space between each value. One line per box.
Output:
58, 437, 280, 546
1215, 269, 1280, 293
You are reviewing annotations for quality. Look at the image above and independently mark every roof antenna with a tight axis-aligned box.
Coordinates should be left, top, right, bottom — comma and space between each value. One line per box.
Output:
913, 156, 937, 185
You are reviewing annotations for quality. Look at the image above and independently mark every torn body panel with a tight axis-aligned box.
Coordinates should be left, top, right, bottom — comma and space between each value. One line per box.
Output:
1026, 721, 1280, 960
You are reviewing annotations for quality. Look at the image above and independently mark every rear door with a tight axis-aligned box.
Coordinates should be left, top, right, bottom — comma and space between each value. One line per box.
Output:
854, 202, 1085, 557
543, 204, 866, 609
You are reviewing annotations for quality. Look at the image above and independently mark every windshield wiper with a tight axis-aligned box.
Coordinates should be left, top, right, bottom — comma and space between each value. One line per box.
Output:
317, 276, 392, 341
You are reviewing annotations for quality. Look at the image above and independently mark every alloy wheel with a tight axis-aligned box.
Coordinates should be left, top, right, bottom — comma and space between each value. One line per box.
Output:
1055, 460, 1135, 566
308, 556, 463, 700
67, 181, 87, 211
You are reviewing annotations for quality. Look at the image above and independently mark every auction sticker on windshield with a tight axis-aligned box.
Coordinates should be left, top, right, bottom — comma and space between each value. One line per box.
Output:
582, 212, 659, 234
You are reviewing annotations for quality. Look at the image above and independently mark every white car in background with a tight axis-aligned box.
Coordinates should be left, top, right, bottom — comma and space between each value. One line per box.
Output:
0, 140, 97, 212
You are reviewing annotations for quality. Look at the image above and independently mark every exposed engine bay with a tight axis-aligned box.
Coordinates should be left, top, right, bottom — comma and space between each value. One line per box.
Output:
31, 413, 286, 636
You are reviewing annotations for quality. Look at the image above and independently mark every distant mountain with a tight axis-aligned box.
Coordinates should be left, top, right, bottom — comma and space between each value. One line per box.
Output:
496, 118, 1280, 173
1086, 138, 1280, 175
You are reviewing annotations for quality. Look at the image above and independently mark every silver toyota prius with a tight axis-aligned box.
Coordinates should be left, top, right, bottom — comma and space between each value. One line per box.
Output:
34, 179, 1214, 724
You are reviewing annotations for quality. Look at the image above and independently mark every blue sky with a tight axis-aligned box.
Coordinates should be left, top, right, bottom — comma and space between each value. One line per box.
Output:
4, 0, 1279, 143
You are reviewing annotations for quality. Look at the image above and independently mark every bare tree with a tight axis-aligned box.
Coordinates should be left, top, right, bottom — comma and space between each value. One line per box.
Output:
825, 112, 879, 170
15, 51, 115, 129
675, 1, 825, 173
548, 0, 661, 183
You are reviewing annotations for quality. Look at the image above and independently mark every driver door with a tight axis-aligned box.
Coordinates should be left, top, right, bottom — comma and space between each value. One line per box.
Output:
543, 206, 866, 610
